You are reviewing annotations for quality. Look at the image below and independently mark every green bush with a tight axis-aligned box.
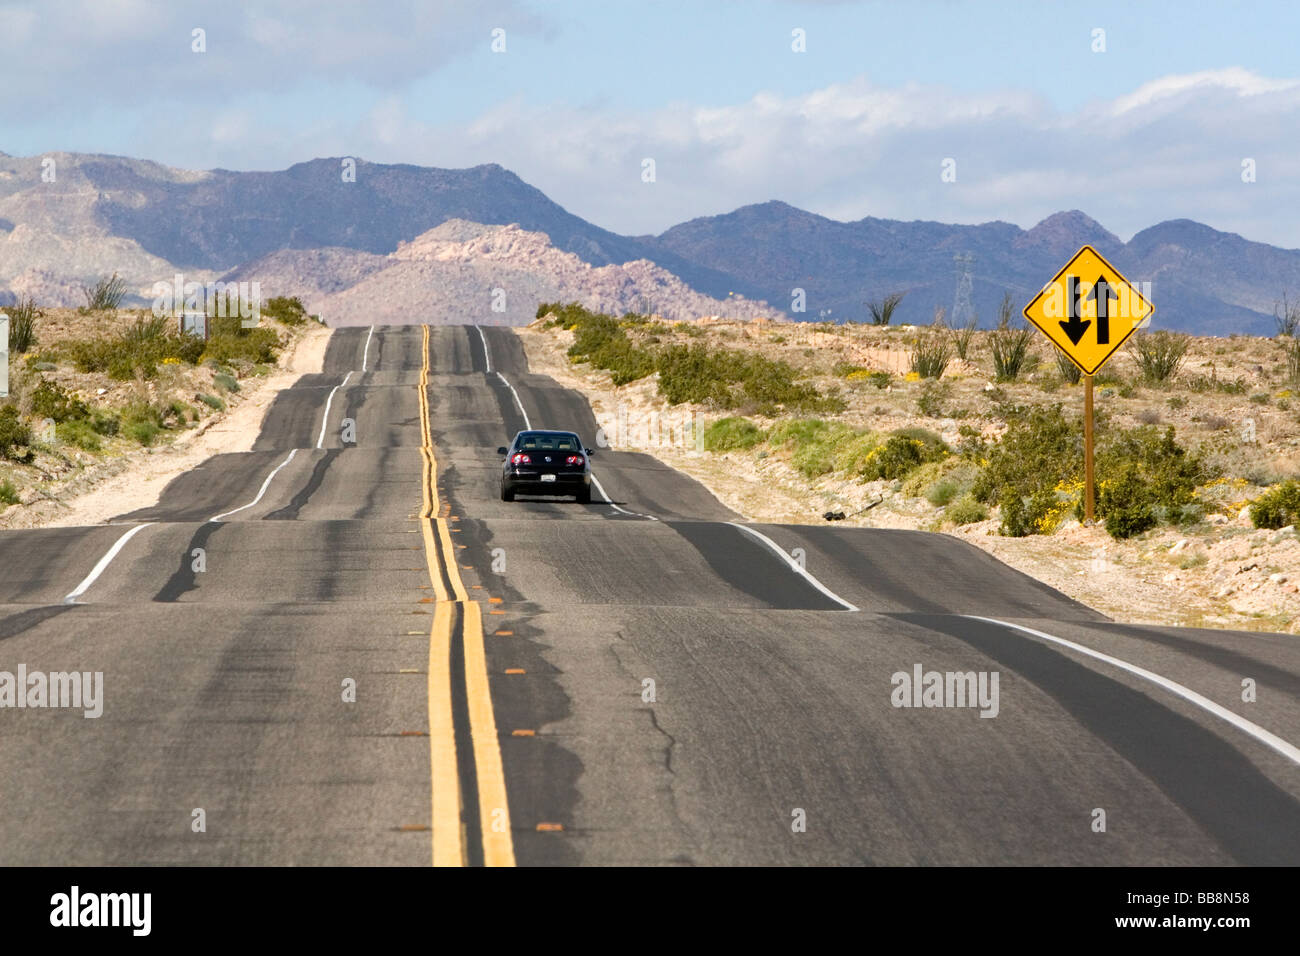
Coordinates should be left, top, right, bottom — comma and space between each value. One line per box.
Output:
945, 494, 988, 525
926, 478, 960, 507
30, 380, 89, 423
1130, 330, 1190, 383
213, 372, 240, 393
861, 429, 948, 481
1249, 480, 1300, 529
703, 417, 765, 452
200, 327, 279, 366
56, 419, 102, 451
0, 478, 18, 505
1092, 425, 1209, 534
262, 296, 308, 325
62, 317, 207, 380
0, 405, 33, 460
197, 393, 225, 411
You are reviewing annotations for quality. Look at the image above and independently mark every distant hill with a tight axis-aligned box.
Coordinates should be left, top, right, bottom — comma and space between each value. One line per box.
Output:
1, 151, 1297, 333
222, 220, 771, 326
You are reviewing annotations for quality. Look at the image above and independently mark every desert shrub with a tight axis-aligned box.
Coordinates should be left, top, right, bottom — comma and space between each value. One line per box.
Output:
703, 417, 765, 452
30, 380, 89, 423
917, 380, 952, 417
910, 334, 952, 379
6, 297, 38, 353
1130, 330, 1190, 383
63, 318, 207, 380
56, 419, 102, 451
0, 478, 18, 505
901, 460, 947, 497
945, 494, 987, 525
926, 478, 960, 506
860, 428, 948, 481
867, 371, 891, 388
82, 272, 127, 311
952, 316, 977, 360
866, 291, 906, 326
262, 296, 308, 325
197, 393, 225, 411
1249, 480, 1300, 530
1093, 425, 1211, 537
832, 362, 868, 378
1167, 395, 1187, 410
989, 293, 1033, 382
119, 402, 170, 446
1054, 348, 1082, 384
200, 327, 279, 366
213, 372, 240, 393
0, 405, 33, 460
974, 405, 1078, 504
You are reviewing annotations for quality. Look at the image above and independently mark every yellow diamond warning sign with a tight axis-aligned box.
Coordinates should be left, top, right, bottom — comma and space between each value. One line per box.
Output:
1022, 245, 1154, 376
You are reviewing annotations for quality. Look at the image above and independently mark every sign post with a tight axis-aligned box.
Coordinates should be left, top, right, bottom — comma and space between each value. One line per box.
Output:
1022, 245, 1153, 524
0, 313, 9, 399
1083, 374, 1094, 522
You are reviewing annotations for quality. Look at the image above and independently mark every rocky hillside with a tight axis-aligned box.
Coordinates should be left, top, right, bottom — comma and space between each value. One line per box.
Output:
222, 220, 773, 326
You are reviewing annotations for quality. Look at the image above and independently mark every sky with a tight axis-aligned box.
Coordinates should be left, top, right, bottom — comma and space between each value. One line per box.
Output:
2, 0, 1299, 246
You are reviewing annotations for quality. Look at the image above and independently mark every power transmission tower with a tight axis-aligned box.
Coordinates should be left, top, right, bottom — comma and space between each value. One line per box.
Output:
952, 252, 976, 328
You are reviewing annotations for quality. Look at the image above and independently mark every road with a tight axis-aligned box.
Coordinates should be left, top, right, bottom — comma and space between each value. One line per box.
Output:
0, 323, 1298, 866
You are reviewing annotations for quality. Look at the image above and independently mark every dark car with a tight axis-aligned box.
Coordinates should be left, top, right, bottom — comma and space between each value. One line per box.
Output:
498, 429, 593, 503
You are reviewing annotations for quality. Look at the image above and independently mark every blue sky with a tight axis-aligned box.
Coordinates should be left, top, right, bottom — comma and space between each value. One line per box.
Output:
2, 0, 1299, 245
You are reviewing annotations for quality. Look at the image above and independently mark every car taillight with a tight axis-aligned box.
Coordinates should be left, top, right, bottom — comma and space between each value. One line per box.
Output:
511, 453, 531, 465
566, 455, 585, 466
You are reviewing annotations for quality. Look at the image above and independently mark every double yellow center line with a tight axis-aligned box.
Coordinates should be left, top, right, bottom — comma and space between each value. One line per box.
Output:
419, 324, 516, 867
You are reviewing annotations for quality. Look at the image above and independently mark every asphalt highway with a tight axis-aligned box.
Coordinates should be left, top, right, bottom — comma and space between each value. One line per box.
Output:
0, 324, 1297, 866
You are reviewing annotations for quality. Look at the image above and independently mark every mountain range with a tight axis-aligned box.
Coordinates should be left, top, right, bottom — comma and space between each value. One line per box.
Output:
1, 151, 1297, 335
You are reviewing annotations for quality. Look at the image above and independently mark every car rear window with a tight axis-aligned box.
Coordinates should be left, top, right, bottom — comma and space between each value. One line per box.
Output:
517, 433, 581, 452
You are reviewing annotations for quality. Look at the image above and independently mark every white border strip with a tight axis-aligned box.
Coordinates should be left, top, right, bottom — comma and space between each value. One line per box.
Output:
64, 523, 154, 604
730, 523, 859, 612
210, 449, 298, 522
315, 370, 353, 449
967, 615, 1300, 768
361, 325, 375, 372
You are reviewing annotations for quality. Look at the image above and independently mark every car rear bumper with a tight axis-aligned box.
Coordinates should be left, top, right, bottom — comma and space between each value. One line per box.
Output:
503, 471, 590, 493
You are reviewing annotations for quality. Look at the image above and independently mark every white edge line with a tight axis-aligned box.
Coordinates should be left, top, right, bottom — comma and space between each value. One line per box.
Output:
64, 523, 154, 604
589, 471, 657, 520
315, 370, 353, 448
361, 325, 375, 372
967, 615, 1300, 769
730, 523, 859, 612
209, 448, 298, 522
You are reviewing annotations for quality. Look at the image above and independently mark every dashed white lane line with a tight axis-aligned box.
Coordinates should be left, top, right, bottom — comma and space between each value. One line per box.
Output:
63, 523, 155, 604
315, 371, 353, 449
729, 523, 859, 611
209, 449, 298, 523
968, 615, 1300, 769
473, 324, 656, 520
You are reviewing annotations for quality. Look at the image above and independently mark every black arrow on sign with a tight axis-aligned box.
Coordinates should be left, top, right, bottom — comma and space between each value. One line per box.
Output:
1086, 276, 1118, 344
1059, 274, 1091, 345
